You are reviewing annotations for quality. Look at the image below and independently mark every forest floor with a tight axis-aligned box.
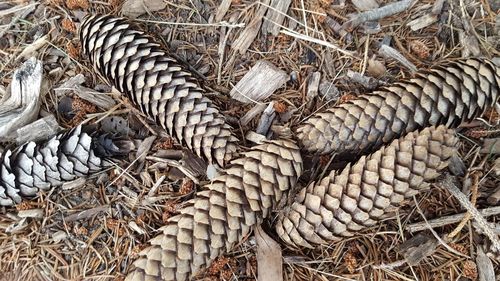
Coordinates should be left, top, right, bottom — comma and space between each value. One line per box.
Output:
0, 0, 499, 280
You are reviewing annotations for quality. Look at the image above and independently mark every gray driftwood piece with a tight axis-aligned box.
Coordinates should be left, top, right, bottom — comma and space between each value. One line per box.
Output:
230, 60, 288, 103
0, 57, 43, 141
232, 0, 270, 55
261, 0, 292, 36
15, 114, 60, 145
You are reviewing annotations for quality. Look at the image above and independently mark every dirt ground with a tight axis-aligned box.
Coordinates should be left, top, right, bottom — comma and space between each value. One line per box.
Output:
0, 0, 499, 280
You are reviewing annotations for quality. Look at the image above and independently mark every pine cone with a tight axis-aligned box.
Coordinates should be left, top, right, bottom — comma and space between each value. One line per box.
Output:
298, 58, 499, 157
0, 125, 122, 206
275, 126, 457, 248
126, 140, 303, 281
79, 14, 238, 167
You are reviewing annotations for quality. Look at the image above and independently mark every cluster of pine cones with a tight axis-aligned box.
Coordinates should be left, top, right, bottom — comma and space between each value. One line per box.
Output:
1, 14, 498, 281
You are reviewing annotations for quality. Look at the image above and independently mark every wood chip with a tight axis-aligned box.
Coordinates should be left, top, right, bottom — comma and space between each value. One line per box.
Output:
378, 44, 417, 73
256, 102, 276, 136
128, 221, 146, 235
306, 72, 321, 99
480, 138, 500, 154
261, 0, 292, 36
476, 246, 495, 281
0, 57, 43, 141
64, 205, 109, 222
407, 14, 438, 31
230, 60, 288, 103
346, 70, 379, 89
397, 234, 439, 266
17, 209, 44, 218
15, 114, 60, 145
232, 0, 270, 55
15, 35, 49, 61
255, 225, 283, 281
215, 0, 232, 23
351, 0, 379, 11
241, 103, 267, 126
120, 0, 167, 18
73, 85, 117, 109
343, 0, 416, 30
54, 74, 86, 96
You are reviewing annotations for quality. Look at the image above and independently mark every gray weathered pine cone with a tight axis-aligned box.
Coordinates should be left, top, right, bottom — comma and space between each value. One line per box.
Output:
275, 126, 458, 248
298, 58, 499, 156
0, 125, 122, 206
79, 14, 238, 167
126, 140, 302, 281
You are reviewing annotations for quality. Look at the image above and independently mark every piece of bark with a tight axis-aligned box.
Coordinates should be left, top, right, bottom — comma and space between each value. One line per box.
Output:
306, 72, 321, 99
64, 205, 109, 222
17, 209, 44, 218
120, 0, 167, 18
73, 85, 117, 109
255, 225, 283, 281
487, 187, 500, 205
480, 138, 500, 154
256, 102, 276, 136
0, 57, 43, 141
406, 206, 500, 233
407, 14, 438, 31
378, 44, 417, 73
261, 0, 292, 36
232, 0, 270, 55
397, 234, 439, 266
324, 17, 353, 42
215, 0, 232, 23
343, 0, 416, 30
476, 246, 495, 281
346, 70, 379, 89
241, 103, 267, 126
351, 0, 379, 11
15, 114, 60, 144
318, 80, 340, 101
494, 157, 500, 176
15, 35, 49, 61
54, 74, 86, 96
230, 60, 288, 103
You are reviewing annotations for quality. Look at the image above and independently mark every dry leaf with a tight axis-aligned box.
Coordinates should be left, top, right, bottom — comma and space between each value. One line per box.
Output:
255, 225, 283, 281
121, 0, 167, 18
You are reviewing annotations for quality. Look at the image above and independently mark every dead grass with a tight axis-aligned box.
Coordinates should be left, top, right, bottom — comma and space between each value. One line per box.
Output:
0, 0, 499, 280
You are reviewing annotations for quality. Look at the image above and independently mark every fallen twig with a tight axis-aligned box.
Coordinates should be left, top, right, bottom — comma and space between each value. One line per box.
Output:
342, 0, 416, 30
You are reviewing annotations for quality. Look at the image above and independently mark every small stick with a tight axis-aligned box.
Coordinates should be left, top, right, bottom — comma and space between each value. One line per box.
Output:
406, 206, 500, 233
447, 171, 480, 239
342, 0, 416, 30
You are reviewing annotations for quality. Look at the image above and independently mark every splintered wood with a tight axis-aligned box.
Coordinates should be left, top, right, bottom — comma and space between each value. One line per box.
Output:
0, 57, 43, 141
261, 0, 292, 35
230, 60, 288, 103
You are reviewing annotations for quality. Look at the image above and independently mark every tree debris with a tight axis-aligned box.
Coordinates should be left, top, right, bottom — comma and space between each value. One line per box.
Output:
261, 0, 292, 36
343, 0, 417, 30
230, 60, 288, 103
255, 225, 283, 281
120, 0, 167, 18
0, 57, 43, 141
15, 114, 60, 145
232, 0, 270, 55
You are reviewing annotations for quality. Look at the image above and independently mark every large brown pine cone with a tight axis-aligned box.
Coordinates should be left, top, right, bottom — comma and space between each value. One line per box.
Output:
126, 140, 302, 281
298, 58, 499, 157
275, 126, 458, 248
79, 14, 238, 167
0, 125, 123, 206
